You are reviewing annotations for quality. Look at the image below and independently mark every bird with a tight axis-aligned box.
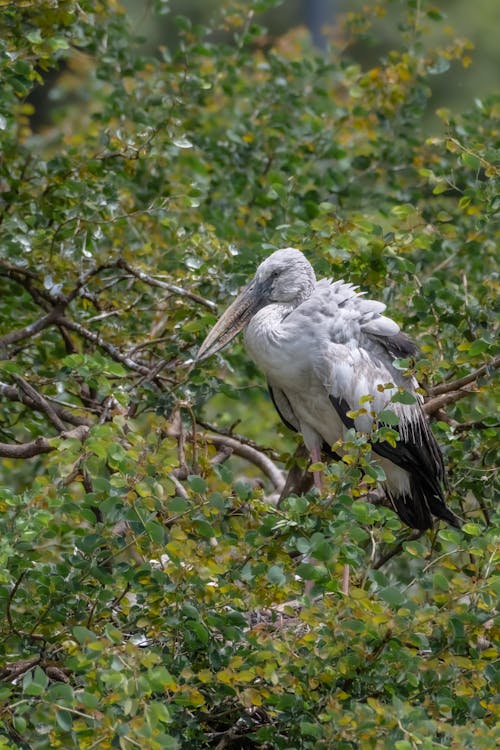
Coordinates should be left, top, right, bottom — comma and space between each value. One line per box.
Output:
197, 247, 461, 535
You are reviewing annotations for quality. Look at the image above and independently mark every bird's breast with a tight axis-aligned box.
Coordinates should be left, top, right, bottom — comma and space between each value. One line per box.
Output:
244, 307, 312, 389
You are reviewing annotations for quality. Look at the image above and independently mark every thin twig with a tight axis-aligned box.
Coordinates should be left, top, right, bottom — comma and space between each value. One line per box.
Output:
372, 530, 423, 570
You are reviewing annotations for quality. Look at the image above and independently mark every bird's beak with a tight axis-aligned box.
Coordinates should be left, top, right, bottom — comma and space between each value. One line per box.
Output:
197, 280, 263, 361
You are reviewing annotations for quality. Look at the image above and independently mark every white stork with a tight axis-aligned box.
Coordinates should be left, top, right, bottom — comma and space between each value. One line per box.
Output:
197, 248, 460, 532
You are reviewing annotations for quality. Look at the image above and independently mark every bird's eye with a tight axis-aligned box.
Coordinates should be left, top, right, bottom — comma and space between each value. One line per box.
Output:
270, 270, 279, 280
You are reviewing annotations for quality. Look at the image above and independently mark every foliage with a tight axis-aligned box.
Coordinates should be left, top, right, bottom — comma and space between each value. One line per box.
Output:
0, 1, 498, 748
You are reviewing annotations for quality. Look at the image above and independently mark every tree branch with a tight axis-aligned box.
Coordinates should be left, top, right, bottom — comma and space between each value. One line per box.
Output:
0, 305, 63, 348
200, 431, 285, 491
0, 436, 54, 458
0, 260, 54, 309
117, 258, 217, 311
423, 356, 499, 416
0, 380, 91, 427
196, 419, 282, 461
429, 355, 500, 396
423, 385, 476, 416
11, 374, 67, 431
55, 315, 152, 375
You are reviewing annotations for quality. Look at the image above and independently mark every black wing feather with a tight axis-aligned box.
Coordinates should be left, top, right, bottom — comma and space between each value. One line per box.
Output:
328, 395, 460, 530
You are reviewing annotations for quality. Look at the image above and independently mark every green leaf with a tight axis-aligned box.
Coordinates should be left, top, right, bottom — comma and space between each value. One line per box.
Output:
391, 391, 416, 405
73, 626, 97, 644
55, 709, 72, 732
188, 475, 208, 493
365, 463, 386, 482
26, 30, 43, 44
433, 572, 449, 592
266, 565, 286, 585
168, 497, 190, 513
468, 338, 489, 356
194, 520, 215, 538
311, 539, 333, 562
377, 410, 400, 426
49, 37, 70, 51
145, 519, 167, 545
460, 152, 481, 170
462, 523, 482, 536
379, 587, 405, 608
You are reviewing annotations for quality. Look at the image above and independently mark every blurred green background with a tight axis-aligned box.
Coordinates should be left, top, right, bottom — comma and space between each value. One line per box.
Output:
122, 0, 499, 120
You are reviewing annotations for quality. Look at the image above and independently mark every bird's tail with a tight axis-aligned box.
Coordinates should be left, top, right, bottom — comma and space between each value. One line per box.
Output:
389, 473, 461, 531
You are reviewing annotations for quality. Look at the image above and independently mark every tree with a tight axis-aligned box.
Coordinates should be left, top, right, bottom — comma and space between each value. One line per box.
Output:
0, 1, 498, 748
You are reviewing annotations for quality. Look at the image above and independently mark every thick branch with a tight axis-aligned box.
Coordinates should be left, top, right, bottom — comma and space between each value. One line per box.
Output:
201, 432, 285, 491
429, 356, 500, 396
0, 426, 89, 460
0, 306, 63, 348
117, 258, 217, 311
424, 385, 476, 416
0, 437, 54, 458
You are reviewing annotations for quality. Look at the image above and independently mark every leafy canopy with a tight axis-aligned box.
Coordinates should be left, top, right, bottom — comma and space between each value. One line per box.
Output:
0, 1, 498, 748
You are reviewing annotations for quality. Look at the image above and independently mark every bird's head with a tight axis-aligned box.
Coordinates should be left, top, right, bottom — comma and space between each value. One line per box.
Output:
197, 247, 316, 361
254, 247, 316, 304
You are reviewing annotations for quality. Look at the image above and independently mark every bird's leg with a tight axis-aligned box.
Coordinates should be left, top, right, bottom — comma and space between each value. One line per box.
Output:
309, 445, 323, 490
309, 446, 350, 597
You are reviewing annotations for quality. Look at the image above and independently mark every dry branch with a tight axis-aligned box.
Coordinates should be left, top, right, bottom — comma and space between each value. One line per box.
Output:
0, 426, 89, 460
424, 385, 476, 416
424, 355, 499, 416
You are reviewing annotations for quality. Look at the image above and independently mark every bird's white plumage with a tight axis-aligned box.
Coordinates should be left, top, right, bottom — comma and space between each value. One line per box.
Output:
244, 267, 417, 496
198, 247, 460, 530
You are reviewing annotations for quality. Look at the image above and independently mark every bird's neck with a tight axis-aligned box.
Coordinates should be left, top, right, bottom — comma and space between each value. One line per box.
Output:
243, 303, 294, 373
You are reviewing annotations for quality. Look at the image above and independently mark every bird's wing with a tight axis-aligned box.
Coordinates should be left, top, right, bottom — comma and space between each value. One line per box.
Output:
281, 281, 460, 528
315, 337, 456, 528
268, 383, 299, 433
316, 279, 418, 356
